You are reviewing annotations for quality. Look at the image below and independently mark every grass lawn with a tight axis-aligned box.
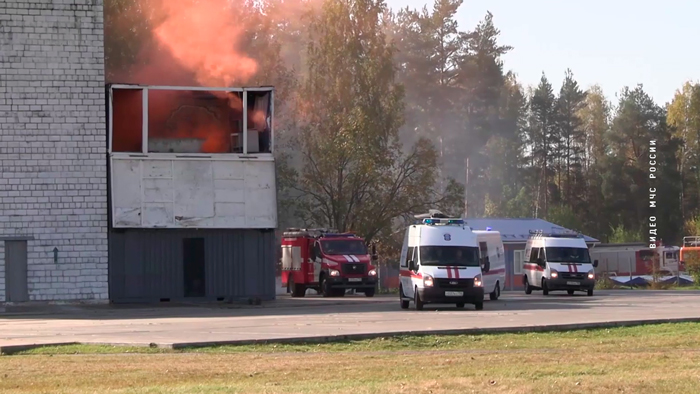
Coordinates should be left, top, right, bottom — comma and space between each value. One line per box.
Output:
2, 323, 700, 393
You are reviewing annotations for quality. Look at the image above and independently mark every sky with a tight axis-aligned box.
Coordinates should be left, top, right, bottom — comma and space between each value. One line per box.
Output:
383, 0, 698, 106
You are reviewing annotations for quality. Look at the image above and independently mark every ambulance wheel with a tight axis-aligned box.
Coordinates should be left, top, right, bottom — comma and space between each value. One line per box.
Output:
587, 288, 594, 297
524, 277, 533, 295
456, 302, 465, 308
567, 290, 575, 295
414, 288, 424, 311
364, 288, 375, 297
399, 285, 409, 309
542, 279, 549, 295
474, 302, 484, 311
490, 282, 500, 300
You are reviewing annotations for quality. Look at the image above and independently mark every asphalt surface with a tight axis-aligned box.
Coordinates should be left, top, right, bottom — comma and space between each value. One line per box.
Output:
1, 290, 700, 350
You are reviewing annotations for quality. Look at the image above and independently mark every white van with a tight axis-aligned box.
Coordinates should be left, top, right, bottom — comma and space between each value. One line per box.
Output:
473, 229, 506, 301
522, 230, 599, 296
398, 211, 487, 310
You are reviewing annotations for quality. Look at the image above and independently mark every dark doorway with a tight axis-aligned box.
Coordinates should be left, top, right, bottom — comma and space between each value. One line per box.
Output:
183, 238, 206, 297
5, 240, 28, 302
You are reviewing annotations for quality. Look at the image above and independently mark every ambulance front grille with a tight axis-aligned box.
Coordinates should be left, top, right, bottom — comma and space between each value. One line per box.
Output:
342, 263, 366, 275
436, 278, 474, 289
560, 272, 587, 280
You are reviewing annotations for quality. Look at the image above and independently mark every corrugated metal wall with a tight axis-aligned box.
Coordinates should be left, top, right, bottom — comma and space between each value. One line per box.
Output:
109, 229, 276, 303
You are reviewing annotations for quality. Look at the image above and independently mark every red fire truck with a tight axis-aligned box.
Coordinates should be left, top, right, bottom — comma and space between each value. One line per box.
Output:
281, 228, 378, 297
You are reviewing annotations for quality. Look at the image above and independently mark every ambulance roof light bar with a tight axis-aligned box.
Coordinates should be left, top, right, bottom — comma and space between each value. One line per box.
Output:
529, 229, 582, 239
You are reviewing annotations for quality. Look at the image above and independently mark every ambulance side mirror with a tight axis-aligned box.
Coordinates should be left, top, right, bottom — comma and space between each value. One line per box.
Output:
408, 260, 416, 271
593, 259, 599, 268
481, 257, 490, 273
537, 257, 544, 267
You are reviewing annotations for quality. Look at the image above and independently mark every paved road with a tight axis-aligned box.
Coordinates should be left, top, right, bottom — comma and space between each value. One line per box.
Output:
1, 290, 700, 349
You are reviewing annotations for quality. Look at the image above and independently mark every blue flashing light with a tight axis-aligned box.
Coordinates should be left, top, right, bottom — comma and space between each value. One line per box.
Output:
448, 219, 464, 225
423, 219, 438, 225
486, 226, 492, 231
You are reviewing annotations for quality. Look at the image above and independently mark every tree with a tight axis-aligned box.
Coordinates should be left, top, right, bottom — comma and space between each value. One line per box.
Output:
280, 0, 462, 242
667, 81, 700, 223
578, 85, 611, 238
554, 69, 587, 209
526, 73, 557, 218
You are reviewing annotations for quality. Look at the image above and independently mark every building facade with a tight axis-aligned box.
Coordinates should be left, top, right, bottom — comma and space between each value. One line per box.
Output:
0, 0, 109, 302
0, 2, 278, 304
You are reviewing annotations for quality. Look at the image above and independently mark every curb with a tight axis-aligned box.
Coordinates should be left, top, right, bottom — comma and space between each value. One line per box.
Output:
2, 316, 700, 355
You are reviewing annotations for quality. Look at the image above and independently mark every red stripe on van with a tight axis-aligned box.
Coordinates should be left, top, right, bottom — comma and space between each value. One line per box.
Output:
523, 263, 544, 272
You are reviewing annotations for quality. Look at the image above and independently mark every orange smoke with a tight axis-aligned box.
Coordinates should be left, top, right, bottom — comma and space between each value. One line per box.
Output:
151, 0, 258, 87
108, 0, 284, 153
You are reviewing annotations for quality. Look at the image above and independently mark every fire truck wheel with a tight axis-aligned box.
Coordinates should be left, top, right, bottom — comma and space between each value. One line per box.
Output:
456, 302, 465, 308
399, 286, 410, 309
334, 289, 346, 297
414, 288, 424, 310
364, 288, 375, 297
320, 276, 332, 297
289, 278, 305, 298
567, 290, 575, 295
524, 277, 533, 294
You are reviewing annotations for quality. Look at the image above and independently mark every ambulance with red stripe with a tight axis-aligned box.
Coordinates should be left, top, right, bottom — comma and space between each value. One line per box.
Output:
522, 230, 599, 296
398, 211, 504, 310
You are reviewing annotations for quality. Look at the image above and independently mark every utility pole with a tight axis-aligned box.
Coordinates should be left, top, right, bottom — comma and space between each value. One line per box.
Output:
464, 157, 469, 217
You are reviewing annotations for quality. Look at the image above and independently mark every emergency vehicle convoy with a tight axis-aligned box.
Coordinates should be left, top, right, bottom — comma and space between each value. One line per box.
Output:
522, 230, 599, 296
398, 210, 505, 311
281, 228, 378, 297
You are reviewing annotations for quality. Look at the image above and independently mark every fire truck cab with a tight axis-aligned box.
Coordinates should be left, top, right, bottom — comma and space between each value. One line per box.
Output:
523, 230, 598, 296
281, 228, 378, 298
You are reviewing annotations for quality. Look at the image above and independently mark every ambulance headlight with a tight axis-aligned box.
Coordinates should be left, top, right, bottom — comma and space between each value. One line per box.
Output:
474, 274, 483, 287
550, 269, 558, 278
423, 275, 434, 287
329, 269, 340, 277
588, 270, 595, 279
368, 269, 377, 276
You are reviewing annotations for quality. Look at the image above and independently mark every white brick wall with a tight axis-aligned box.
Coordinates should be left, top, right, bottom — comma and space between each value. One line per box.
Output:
0, 0, 108, 302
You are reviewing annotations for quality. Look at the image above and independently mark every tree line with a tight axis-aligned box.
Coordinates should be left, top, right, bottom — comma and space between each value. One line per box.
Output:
105, 0, 699, 253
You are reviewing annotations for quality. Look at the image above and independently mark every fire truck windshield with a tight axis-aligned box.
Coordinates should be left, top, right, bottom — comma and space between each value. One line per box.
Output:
544, 247, 591, 264
419, 246, 480, 266
321, 240, 368, 255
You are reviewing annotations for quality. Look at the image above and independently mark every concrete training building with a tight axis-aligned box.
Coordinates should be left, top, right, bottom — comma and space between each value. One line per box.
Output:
0, 1, 278, 303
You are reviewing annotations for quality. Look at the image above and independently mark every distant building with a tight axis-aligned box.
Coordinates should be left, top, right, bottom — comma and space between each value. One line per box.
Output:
465, 218, 599, 291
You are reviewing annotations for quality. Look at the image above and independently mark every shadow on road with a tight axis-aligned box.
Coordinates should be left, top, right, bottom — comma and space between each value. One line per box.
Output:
0, 290, 671, 321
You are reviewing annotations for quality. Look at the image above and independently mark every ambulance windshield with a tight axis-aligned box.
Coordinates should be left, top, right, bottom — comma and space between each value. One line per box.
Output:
545, 247, 591, 264
321, 240, 368, 256
419, 246, 480, 266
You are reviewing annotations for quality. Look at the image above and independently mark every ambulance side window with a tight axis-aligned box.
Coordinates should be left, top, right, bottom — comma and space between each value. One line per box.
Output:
538, 248, 546, 263
529, 248, 539, 263
406, 247, 415, 265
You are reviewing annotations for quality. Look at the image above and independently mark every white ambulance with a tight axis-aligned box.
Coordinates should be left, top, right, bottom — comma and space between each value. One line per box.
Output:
473, 229, 506, 301
522, 230, 599, 296
398, 211, 503, 310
